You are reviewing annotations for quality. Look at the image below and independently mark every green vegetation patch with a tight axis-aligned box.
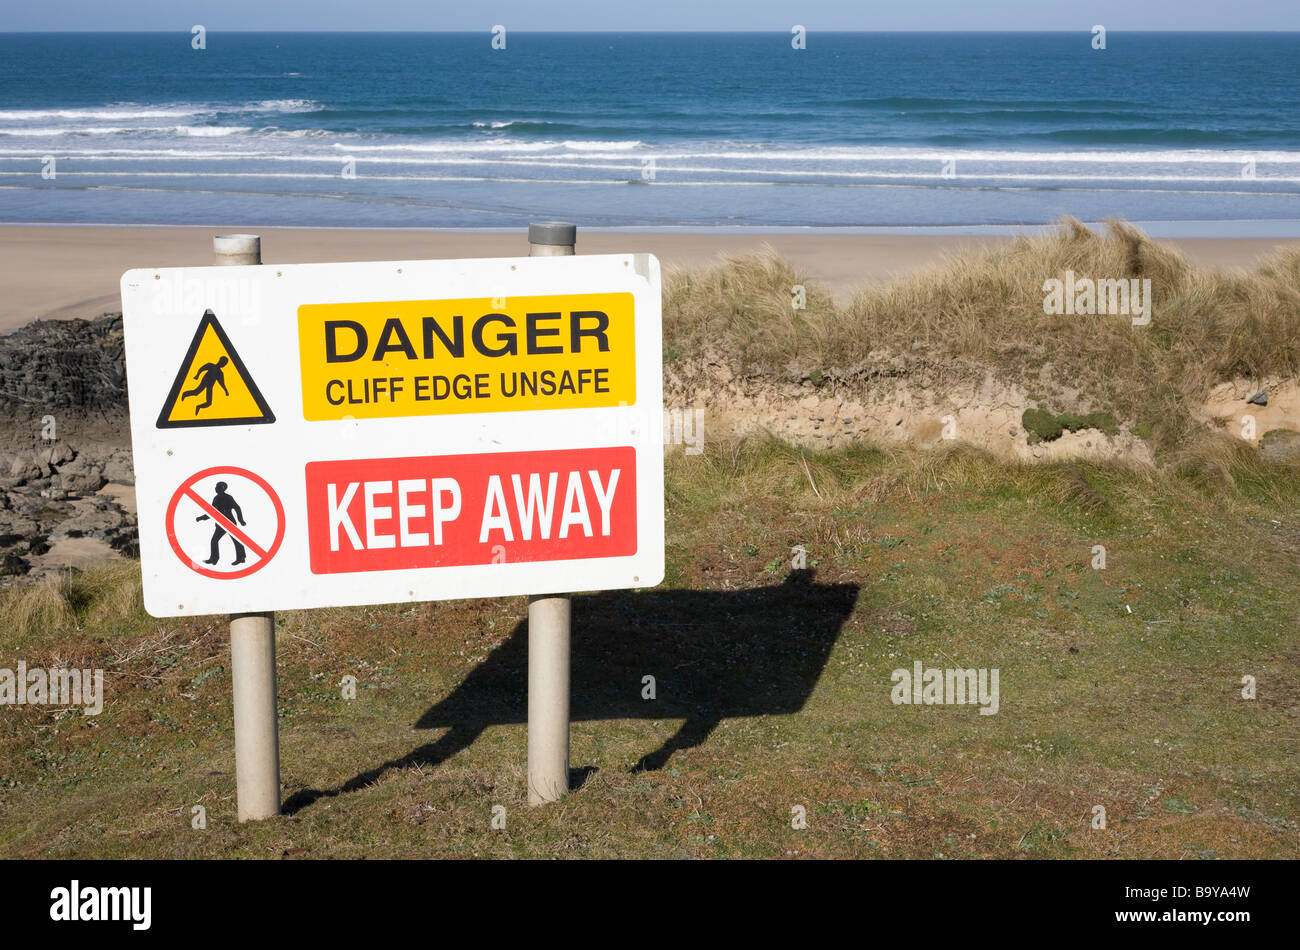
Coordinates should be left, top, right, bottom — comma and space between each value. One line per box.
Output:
1022, 408, 1119, 444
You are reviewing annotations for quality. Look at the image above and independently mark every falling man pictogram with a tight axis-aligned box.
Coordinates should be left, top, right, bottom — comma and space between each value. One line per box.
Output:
181, 355, 230, 415
196, 480, 247, 565
155, 311, 276, 429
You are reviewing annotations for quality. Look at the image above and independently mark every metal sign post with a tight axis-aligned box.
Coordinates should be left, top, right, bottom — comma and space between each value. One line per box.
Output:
213, 234, 281, 822
526, 222, 575, 806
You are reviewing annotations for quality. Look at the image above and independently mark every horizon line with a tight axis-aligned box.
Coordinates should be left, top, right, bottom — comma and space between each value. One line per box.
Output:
3, 28, 1300, 35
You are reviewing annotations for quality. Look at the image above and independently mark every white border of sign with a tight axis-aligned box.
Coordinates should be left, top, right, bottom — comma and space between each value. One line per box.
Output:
122, 253, 664, 617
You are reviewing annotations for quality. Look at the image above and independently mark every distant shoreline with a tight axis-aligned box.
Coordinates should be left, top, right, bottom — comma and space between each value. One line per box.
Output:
4, 223, 1300, 332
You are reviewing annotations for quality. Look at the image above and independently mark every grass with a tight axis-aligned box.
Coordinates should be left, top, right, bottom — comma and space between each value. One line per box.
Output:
1, 437, 1296, 858
664, 219, 1300, 451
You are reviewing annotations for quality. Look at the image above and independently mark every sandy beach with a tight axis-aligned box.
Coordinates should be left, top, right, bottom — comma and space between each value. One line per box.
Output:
2, 225, 1298, 332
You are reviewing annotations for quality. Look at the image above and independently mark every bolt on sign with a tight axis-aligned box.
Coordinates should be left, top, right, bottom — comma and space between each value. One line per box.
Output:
121, 255, 664, 617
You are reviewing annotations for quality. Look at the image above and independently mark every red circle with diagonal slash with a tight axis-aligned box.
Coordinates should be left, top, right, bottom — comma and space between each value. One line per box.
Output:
165, 466, 285, 580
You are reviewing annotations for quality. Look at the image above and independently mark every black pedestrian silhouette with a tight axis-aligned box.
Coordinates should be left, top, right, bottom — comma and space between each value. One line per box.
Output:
196, 480, 247, 566
181, 355, 230, 415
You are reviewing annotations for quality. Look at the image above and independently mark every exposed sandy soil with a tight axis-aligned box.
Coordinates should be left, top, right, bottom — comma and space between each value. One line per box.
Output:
664, 353, 1161, 464
32, 480, 138, 573
39, 533, 122, 571
1200, 377, 1300, 438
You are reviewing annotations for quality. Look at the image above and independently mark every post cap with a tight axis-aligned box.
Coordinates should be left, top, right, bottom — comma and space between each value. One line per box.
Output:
213, 234, 262, 265
213, 233, 261, 254
528, 222, 577, 247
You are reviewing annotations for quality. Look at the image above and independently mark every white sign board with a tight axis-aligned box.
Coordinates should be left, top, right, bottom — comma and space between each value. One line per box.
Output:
121, 253, 664, 617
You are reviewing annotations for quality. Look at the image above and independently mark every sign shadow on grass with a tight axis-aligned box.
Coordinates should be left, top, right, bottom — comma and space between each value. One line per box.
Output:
283, 569, 859, 813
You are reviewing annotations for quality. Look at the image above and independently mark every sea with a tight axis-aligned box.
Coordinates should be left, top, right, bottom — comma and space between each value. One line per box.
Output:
1, 31, 1299, 232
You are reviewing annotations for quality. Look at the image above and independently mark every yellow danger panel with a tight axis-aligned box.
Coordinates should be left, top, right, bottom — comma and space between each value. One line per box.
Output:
297, 292, 635, 420
156, 310, 275, 429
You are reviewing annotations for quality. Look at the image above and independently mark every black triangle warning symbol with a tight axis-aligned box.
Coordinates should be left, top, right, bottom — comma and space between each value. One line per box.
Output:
156, 310, 275, 429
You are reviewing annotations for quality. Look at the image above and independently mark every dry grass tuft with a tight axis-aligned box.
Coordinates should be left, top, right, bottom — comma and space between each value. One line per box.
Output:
664, 247, 839, 367
0, 561, 143, 643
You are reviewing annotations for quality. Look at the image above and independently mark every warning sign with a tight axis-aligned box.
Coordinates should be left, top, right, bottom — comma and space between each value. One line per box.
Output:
157, 310, 275, 428
121, 252, 663, 616
165, 466, 285, 579
296, 292, 635, 421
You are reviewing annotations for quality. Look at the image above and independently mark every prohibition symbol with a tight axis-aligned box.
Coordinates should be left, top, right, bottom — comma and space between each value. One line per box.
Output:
165, 466, 285, 579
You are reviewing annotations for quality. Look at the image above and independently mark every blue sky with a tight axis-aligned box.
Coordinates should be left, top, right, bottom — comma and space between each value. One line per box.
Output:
4, 1, 1298, 32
